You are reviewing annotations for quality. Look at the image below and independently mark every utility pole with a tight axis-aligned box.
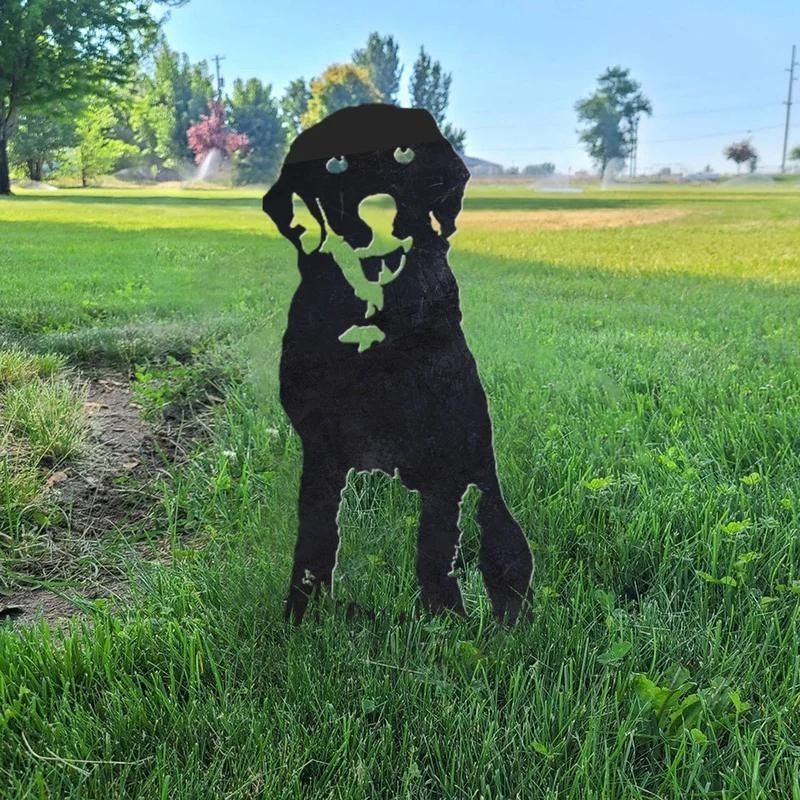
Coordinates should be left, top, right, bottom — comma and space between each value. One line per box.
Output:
629, 114, 639, 178
781, 44, 797, 173
628, 118, 633, 178
212, 55, 226, 101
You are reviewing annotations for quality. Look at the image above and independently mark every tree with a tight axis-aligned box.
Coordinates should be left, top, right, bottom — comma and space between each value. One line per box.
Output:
9, 102, 78, 181
575, 96, 625, 172
788, 144, 800, 162
301, 64, 380, 129
130, 41, 213, 172
724, 139, 758, 173
0, 0, 185, 195
227, 78, 286, 185
71, 101, 138, 186
575, 66, 652, 173
186, 99, 249, 164
352, 33, 402, 104
410, 48, 450, 125
522, 162, 556, 176
281, 78, 310, 138
409, 48, 466, 152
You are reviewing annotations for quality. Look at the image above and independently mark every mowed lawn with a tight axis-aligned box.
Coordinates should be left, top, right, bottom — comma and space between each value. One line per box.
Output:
1, 184, 799, 798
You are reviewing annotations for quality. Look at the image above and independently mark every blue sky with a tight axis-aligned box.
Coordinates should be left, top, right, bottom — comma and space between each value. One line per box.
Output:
164, 0, 800, 173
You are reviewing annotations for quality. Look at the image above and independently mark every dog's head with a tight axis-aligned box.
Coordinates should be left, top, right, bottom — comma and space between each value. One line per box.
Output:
263, 104, 469, 252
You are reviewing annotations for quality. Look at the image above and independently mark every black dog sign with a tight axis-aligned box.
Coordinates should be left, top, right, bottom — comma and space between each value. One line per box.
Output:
263, 104, 532, 623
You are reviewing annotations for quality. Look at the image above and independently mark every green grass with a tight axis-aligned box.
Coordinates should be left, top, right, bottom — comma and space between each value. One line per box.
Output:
0, 348, 65, 385
1, 184, 799, 798
3, 379, 87, 463
0, 349, 87, 547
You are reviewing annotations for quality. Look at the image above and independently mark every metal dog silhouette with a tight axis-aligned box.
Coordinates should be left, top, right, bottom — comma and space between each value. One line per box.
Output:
263, 104, 533, 623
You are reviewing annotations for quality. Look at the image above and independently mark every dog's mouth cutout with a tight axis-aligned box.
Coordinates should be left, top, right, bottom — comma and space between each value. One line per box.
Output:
360, 246, 406, 282
292, 193, 414, 351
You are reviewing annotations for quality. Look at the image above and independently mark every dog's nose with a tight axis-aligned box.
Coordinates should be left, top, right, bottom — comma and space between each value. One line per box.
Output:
341, 227, 373, 249
334, 215, 374, 249
319, 197, 377, 250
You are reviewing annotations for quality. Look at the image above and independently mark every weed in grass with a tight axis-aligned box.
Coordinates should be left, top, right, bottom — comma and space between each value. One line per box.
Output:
132, 347, 240, 421
632, 665, 752, 745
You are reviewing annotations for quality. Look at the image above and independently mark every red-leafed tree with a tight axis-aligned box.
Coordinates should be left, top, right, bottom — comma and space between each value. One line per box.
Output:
186, 99, 249, 164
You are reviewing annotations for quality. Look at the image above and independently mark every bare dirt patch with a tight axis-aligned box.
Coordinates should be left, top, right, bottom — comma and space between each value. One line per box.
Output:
1, 376, 197, 627
0, 582, 128, 626
53, 377, 163, 536
459, 207, 689, 232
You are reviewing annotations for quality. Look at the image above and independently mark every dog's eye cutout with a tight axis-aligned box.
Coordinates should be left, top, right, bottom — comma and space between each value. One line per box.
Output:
326, 156, 349, 174
393, 147, 415, 165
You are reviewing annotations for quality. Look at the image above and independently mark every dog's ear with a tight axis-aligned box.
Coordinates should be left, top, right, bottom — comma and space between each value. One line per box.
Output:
426, 147, 470, 241
429, 189, 465, 240
262, 173, 292, 237
263, 171, 303, 248
263, 170, 327, 253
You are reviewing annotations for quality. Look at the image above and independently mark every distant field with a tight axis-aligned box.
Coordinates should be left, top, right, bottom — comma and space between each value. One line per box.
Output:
1, 184, 799, 798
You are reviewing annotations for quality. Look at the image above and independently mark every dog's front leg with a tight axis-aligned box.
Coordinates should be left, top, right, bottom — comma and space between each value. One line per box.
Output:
477, 482, 533, 623
416, 490, 466, 616
285, 457, 346, 624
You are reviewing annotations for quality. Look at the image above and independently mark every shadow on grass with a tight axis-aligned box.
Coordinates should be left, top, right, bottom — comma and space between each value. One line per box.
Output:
461, 192, 800, 211
3, 190, 739, 213
7, 188, 797, 214
4, 192, 263, 209
463, 196, 671, 211
1, 217, 798, 371
8, 192, 653, 213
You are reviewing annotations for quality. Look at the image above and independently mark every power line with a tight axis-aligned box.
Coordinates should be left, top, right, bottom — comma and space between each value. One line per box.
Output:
659, 101, 782, 118
474, 124, 786, 154
467, 102, 783, 132
648, 124, 784, 145
781, 44, 798, 173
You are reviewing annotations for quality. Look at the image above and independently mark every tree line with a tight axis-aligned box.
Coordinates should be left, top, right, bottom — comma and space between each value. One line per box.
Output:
0, 1, 464, 193
4, 3, 797, 195
574, 67, 800, 176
